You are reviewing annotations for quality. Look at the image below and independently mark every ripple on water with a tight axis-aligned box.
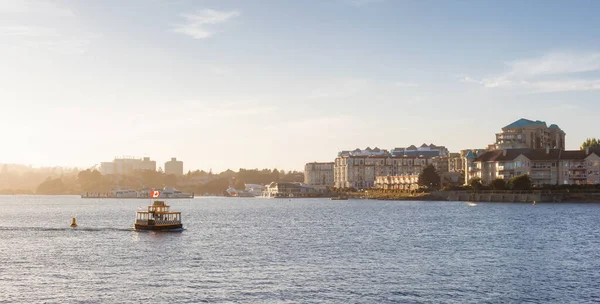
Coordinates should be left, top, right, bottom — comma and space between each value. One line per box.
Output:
1, 197, 600, 303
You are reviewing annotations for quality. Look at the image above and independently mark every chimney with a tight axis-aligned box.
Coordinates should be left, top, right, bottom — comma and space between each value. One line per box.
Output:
586, 147, 590, 155
546, 146, 550, 154
502, 149, 507, 157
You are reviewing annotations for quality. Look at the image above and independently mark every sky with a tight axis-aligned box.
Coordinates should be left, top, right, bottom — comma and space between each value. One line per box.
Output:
1, 0, 600, 172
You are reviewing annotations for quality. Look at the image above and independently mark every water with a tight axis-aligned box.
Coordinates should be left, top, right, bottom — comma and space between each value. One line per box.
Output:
1, 196, 600, 303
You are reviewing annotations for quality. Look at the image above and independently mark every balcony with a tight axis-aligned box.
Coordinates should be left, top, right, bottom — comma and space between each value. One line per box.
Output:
530, 174, 551, 180
497, 166, 514, 171
531, 165, 551, 170
569, 174, 587, 179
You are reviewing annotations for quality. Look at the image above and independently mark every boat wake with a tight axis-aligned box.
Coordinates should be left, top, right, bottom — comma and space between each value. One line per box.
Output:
0, 226, 135, 232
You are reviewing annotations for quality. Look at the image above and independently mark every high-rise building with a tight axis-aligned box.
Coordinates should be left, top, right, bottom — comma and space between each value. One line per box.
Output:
165, 157, 184, 176
493, 118, 566, 150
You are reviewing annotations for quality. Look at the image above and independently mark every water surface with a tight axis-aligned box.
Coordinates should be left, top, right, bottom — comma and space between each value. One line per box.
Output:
1, 196, 599, 303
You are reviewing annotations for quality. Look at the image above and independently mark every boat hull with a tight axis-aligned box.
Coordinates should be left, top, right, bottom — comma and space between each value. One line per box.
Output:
134, 223, 183, 231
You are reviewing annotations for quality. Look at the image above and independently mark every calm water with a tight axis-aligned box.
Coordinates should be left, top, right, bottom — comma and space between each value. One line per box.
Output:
1, 196, 600, 303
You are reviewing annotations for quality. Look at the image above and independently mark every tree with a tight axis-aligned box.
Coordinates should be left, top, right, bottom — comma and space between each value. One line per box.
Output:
508, 174, 531, 190
581, 138, 600, 150
36, 177, 67, 194
271, 169, 280, 182
490, 178, 506, 190
468, 177, 483, 191
233, 178, 246, 190
418, 164, 440, 190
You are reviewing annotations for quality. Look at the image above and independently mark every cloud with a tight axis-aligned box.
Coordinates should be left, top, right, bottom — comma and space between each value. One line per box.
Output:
460, 51, 600, 93
505, 52, 600, 77
0, 0, 74, 17
172, 9, 240, 39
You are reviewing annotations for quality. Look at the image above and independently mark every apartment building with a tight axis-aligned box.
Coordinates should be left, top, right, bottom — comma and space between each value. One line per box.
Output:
470, 147, 600, 186
304, 162, 334, 187
99, 156, 156, 175
391, 143, 449, 157
165, 157, 184, 176
334, 155, 433, 189
432, 156, 449, 173
493, 118, 566, 150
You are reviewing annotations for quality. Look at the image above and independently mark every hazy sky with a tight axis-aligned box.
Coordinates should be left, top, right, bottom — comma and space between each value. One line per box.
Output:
1, 0, 600, 172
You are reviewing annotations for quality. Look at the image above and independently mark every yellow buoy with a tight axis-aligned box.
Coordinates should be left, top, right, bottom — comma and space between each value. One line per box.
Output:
70, 217, 78, 228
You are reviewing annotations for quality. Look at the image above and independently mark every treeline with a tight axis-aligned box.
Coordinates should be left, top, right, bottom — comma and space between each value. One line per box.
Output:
24, 168, 304, 195
0, 164, 79, 194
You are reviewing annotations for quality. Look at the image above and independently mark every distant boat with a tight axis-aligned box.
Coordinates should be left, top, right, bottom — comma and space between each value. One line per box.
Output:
81, 187, 194, 199
467, 202, 477, 206
330, 196, 348, 200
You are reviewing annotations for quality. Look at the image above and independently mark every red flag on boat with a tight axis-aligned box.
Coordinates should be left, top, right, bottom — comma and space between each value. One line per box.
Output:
151, 190, 160, 198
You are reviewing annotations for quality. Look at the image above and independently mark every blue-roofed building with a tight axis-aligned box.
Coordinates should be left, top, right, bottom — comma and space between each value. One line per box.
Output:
391, 143, 449, 157
493, 118, 566, 151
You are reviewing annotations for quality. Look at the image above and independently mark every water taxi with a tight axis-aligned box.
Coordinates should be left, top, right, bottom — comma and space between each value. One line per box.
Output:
134, 200, 183, 231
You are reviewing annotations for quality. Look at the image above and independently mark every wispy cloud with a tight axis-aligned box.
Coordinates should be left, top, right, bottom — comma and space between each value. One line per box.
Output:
172, 9, 240, 39
460, 51, 600, 93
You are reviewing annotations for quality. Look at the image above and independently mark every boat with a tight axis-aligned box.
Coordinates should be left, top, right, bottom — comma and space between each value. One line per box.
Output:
134, 200, 183, 231
81, 187, 194, 199
224, 187, 256, 197
330, 196, 348, 200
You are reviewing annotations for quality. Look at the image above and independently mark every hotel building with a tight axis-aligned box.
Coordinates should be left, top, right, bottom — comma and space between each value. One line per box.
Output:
334, 152, 434, 189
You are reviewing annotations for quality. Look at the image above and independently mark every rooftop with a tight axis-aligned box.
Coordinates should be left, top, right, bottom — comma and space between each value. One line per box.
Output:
473, 148, 600, 162
503, 118, 548, 129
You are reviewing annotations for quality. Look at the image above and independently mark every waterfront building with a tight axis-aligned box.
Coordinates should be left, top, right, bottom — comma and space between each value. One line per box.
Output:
391, 143, 449, 157
338, 147, 390, 157
462, 149, 487, 184
432, 156, 449, 173
262, 182, 323, 198
334, 155, 433, 189
165, 157, 184, 176
304, 162, 334, 187
374, 175, 420, 191
493, 118, 566, 150
470, 147, 600, 186
99, 156, 156, 175
448, 153, 463, 172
